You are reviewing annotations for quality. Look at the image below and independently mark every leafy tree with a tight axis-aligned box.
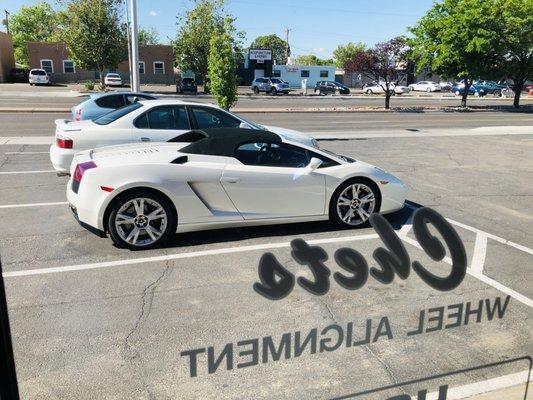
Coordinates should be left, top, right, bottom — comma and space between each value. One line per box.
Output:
333, 42, 366, 68
409, 0, 503, 107
294, 54, 334, 66
173, 0, 244, 85
208, 26, 237, 110
138, 27, 160, 45
344, 38, 409, 109
60, 0, 127, 85
8, 2, 60, 65
497, 0, 533, 108
250, 34, 288, 65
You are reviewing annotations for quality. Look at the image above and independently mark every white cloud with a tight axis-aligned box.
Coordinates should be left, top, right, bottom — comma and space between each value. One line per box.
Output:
148, 10, 158, 16
313, 47, 326, 54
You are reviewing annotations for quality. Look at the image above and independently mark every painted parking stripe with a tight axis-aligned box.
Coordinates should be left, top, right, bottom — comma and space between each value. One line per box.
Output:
1, 233, 379, 278
4, 151, 50, 155
0, 201, 68, 209
0, 170, 56, 175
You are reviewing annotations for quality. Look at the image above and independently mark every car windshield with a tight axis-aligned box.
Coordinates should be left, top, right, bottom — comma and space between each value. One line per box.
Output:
270, 78, 282, 83
93, 102, 142, 125
233, 113, 265, 130
31, 70, 46, 75
107, 73, 120, 78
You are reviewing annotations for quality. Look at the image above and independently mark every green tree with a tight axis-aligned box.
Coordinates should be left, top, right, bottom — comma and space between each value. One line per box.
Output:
60, 0, 127, 85
409, 0, 502, 107
332, 42, 366, 68
250, 34, 288, 65
208, 26, 237, 110
138, 27, 159, 45
9, 2, 60, 65
294, 54, 334, 66
497, 0, 533, 108
173, 0, 244, 85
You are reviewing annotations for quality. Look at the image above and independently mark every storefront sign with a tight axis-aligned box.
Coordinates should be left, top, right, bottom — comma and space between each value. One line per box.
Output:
249, 49, 272, 61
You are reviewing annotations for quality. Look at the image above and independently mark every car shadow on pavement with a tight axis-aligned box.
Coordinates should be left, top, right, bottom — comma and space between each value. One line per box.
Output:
159, 200, 421, 250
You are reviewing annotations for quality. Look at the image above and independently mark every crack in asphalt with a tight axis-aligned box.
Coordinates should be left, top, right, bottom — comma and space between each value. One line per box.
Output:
362, 344, 404, 393
122, 259, 171, 400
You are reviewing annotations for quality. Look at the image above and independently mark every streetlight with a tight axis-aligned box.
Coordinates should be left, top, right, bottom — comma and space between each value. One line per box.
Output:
128, 0, 140, 92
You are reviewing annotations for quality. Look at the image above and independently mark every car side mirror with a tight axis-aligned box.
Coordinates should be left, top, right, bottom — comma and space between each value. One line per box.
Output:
306, 157, 323, 173
239, 122, 253, 129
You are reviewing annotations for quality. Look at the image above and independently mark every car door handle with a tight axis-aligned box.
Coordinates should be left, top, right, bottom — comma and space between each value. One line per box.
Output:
140, 137, 151, 142
220, 177, 240, 183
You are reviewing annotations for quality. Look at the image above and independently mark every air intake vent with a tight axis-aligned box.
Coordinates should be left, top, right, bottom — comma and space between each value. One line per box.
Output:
171, 156, 188, 164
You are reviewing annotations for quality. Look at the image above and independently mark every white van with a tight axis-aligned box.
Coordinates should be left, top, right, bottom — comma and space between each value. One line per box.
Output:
29, 69, 51, 85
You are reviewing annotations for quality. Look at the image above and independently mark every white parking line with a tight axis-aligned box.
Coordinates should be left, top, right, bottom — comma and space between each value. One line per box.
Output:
4, 151, 50, 155
0, 170, 56, 175
0, 201, 68, 209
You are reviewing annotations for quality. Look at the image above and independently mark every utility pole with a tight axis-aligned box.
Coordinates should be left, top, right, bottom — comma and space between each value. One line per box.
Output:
125, 3, 133, 88
128, 0, 140, 92
4, 10, 10, 35
285, 27, 291, 64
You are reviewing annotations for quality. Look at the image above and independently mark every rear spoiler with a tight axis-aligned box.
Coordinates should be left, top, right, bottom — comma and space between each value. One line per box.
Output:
54, 119, 81, 132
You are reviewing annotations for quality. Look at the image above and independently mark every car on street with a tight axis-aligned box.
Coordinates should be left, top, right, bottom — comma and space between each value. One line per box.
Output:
66, 127, 406, 249
527, 85, 533, 94
251, 77, 291, 95
104, 73, 123, 87
408, 81, 441, 92
439, 81, 454, 91
71, 92, 157, 121
451, 83, 486, 97
9, 68, 29, 83
363, 82, 409, 95
50, 99, 316, 174
28, 69, 51, 85
176, 77, 198, 94
314, 81, 350, 95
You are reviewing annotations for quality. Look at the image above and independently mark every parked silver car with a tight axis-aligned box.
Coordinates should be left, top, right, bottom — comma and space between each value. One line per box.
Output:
251, 77, 291, 95
71, 92, 157, 121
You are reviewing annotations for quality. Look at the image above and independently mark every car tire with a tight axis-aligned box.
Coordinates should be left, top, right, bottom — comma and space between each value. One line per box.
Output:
366, 89, 373, 94
269, 87, 277, 95
455, 90, 461, 96
107, 189, 177, 250
409, 86, 414, 91
253, 87, 259, 94
329, 178, 381, 228
426, 87, 431, 92
474, 92, 480, 97
335, 89, 341, 96
315, 89, 321, 95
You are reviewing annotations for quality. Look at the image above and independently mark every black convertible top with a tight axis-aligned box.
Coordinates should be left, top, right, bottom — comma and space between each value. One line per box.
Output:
178, 128, 282, 157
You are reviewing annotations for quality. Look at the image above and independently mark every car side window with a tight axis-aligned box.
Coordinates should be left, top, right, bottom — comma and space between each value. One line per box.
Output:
95, 95, 125, 109
190, 107, 241, 129
234, 142, 310, 168
308, 151, 340, 168
134, 106, 190, 130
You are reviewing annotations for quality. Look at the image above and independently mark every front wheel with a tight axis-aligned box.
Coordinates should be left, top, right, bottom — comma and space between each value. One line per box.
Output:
253, 87, 259, 94
329, 179, 381, 228
269, 87, 277, 95
426, 87, 431, 92
108, 190, 176, 250
366, 89, 373, 94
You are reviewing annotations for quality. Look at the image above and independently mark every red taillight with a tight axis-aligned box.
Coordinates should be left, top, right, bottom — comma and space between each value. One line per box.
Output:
74, 108, 82, 121
56, 135, 73, 149
73, 161, 97, 183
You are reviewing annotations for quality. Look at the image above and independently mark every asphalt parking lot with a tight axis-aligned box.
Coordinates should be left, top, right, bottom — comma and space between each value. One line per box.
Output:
0, 115, 532, 399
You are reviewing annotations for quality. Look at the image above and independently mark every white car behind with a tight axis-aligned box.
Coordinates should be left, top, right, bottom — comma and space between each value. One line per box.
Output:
363, 82, 409, 95
50, 99, 317, 174
28, 69, 51, 85
104, 73, 122, 87
408, 81, 441, 92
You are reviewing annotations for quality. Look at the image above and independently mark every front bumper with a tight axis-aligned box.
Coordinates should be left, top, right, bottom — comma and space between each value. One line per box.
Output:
50, 145, 76, 174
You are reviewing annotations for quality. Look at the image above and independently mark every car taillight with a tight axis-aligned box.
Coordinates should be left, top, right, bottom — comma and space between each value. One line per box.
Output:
72, 161, 97, 193
74, 108, 82, 121
56, 134, 73, 149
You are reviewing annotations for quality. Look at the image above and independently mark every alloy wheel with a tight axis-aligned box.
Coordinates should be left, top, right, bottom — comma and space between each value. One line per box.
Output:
336, 183, 376, 226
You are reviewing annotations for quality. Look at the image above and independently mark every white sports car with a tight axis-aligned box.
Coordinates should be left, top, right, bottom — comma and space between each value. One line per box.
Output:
67, 128, 407, 250
50, 99, 316, 174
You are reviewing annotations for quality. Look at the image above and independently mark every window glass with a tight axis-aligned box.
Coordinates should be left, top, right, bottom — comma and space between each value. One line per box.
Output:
234, 142, 310, 168
154, 62, 165, 74
320, 70, 329, 78
93, 102, 143, 125
272, 70, 281, 77
134, 106, 190, 130
31, 70, 46, 76
138, 62, 145, 74
191, 107, 241, 129
40, 60, 53, 74
95, 94, 125, 109
270, 78, 282, 83
301, 70, 310, 78
63, 60, 75, 73
124, 94, 154, 105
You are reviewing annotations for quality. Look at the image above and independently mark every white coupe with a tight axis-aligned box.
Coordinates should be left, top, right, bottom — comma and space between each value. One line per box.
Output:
50, 99, 316, 174
408, 81, 441, 92
67, 128, 407, 249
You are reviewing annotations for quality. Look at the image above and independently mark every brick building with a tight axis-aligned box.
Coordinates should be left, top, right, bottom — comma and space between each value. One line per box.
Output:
0, 32, 16, 83
27, 42, 175, 84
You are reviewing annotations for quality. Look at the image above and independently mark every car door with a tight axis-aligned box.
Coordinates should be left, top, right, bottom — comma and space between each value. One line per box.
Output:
133, 105, 191, 142
221, 141, 326, 219
189, 106, 242, 130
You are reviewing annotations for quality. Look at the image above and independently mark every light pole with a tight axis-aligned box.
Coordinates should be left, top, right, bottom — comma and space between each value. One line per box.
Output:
128, 0, 140, 92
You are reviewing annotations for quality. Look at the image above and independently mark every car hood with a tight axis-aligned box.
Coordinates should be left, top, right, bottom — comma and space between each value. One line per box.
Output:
261, 125, 316, 147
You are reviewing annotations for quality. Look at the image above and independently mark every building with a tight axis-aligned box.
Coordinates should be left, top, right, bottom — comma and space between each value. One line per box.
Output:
273, 65, 337, 88
27, 42, 175, 84
0, 32, 16, 83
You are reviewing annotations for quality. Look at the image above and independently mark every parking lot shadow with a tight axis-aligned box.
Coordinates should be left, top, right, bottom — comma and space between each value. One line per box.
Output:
159, 200, 421, 249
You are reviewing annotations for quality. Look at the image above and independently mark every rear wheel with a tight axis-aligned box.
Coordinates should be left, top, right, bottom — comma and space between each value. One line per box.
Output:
253, 86, 259, 94
107, 190, 176, 250
269, 87, 277, 95
366, 89, 373, 94
330, 179, 381, 228
426, 87, 431, 92
315, 89, 321, 95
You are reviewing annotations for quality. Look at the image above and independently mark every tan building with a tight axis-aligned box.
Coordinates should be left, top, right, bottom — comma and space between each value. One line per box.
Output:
27, 42, 175, 84
0, 32, 16, 83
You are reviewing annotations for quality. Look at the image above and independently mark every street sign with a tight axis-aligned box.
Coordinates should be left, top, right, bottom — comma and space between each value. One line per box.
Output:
249, 49, 272, 61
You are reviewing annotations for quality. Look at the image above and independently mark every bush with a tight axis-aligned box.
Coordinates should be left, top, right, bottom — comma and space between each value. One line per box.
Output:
84, 80, 95, 91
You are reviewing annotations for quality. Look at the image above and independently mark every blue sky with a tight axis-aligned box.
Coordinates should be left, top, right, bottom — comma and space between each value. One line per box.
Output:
4, 0, 436, 58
